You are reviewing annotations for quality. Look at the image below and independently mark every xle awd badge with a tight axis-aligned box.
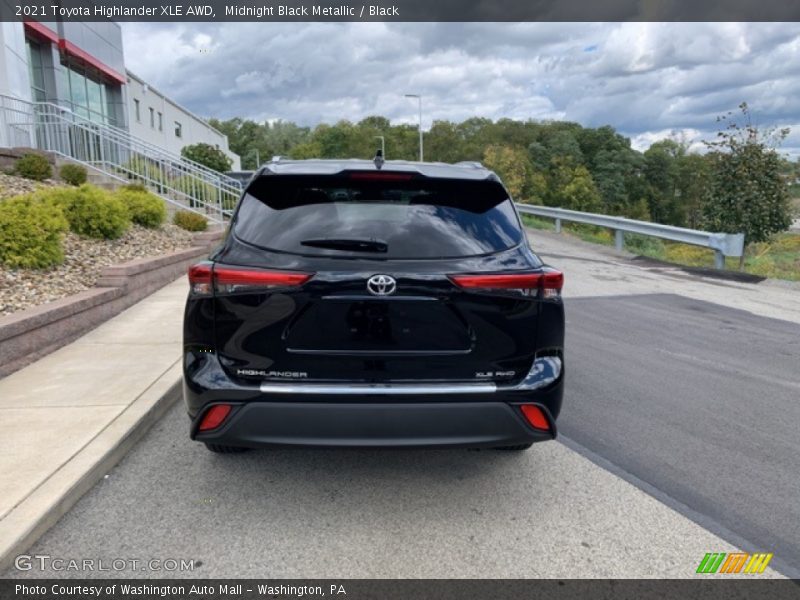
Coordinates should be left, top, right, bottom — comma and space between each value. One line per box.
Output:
476, 371, 516, 379
367, 274, 397, 296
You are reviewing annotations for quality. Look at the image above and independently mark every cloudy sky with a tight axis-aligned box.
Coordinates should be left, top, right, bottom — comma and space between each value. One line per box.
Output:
121, 23, 800, 156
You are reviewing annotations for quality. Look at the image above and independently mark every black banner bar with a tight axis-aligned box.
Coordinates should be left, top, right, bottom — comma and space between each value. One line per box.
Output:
3, 0, 800, 22
2, 579, 800, 600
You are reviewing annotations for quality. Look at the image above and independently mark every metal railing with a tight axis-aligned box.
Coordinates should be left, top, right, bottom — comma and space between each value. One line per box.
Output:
515, 204, 745, 269
0, 94, 242, 223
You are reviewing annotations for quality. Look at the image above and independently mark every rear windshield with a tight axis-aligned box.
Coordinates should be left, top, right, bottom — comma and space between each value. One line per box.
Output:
233, 173, 523, 259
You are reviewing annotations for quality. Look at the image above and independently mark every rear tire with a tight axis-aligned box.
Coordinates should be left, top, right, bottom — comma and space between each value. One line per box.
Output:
494, 443, 533, 451
204, 443, 249, 454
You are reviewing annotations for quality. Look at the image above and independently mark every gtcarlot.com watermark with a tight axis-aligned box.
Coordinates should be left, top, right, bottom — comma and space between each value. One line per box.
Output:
14, 554, 196, 573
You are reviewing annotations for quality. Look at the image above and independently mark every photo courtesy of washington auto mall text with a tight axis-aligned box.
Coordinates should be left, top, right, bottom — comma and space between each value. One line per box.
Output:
0, 0, 800, 599
13, 583, 345, 598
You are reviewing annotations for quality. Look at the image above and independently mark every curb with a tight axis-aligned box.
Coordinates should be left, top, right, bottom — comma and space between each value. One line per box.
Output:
0, 362, 183, 573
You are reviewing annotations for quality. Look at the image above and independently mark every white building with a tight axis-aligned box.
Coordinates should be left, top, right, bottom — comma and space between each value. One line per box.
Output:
0, 20, 240, 169
127, 71, 240, 169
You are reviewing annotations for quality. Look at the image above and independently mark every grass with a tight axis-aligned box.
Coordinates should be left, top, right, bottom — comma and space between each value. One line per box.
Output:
522, 214, 800, 281
520, 214, 556, 232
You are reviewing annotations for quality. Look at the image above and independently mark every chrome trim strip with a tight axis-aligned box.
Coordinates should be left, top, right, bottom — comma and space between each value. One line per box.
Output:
258, 357, 561, 395
286, 348, 472, 356
260, 382, 497, 395
320, 295, 438, 301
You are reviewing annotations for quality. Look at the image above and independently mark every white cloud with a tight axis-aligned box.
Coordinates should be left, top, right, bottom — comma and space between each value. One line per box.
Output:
121, 22, 800, 156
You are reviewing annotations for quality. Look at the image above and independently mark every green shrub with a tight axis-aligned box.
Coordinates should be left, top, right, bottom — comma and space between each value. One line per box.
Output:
180, 143, 233, 173
47, 184, 130, 239
173, 210, 208, 232
121, 182, 149, 193
15, 153, 52, 181
0, 194, 68, 268
59, 164, 88, 186
624, 233, 665, 256
114, 187, 166, 228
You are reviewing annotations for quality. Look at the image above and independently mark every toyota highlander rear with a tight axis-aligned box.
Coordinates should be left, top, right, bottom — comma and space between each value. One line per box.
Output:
183, 159, 565, 452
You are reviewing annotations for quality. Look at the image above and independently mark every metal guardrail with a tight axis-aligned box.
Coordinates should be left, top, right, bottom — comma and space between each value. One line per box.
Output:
515, 204, 745, 269
0, 94, 242, 223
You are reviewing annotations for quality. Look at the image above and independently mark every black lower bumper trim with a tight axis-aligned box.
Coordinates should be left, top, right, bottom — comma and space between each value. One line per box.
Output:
193, 401, 554, 449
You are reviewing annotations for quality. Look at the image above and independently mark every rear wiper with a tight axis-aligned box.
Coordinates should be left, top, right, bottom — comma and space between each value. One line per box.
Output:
300, 238, 388, 253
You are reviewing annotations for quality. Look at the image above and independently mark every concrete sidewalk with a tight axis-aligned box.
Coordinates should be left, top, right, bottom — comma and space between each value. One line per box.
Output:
0, 277, 188, 570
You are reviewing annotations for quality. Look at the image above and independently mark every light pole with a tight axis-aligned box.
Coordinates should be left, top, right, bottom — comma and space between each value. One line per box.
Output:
374, 135, 385, 158
404, 93, 423, 161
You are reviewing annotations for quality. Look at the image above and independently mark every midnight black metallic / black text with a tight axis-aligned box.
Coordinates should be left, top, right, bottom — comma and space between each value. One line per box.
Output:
225, 5, 399, 16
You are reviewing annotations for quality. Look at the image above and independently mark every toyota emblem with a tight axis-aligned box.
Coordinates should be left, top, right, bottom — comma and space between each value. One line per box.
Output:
367, 274, 397, 296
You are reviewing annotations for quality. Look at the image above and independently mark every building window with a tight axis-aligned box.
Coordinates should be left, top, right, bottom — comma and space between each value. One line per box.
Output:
158, 112, 163, 132
174, 121, 182, 138
149, 107, 155, 128
134, 99, 140, 122
26, 40, 47, 102
59, 57, 118, 127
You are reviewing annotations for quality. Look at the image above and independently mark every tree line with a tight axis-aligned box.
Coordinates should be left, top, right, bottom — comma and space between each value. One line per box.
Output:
209, 103, 797, 244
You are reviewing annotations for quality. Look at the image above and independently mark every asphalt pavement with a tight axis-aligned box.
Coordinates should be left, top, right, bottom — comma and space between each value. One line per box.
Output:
5, 229, 799, 579
561, 293, 800, 576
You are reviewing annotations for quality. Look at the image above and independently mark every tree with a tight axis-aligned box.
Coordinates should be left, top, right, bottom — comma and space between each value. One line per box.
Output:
181, 143, 233, 173
427, 120, 462, 163
644, 139, 683, 225
208, 118, 260, 167
545, 159, 602, 212
456, 117, 495, 160
578, 125, 642, 215
676, 153, 709, 229
482, 145, 533, 201
703, 103, 792, 246
290, 141, 323, 159
527, 141, 551, 172
208, 118, 310, 169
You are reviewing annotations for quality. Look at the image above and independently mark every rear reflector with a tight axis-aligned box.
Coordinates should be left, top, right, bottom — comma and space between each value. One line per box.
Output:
448, 270, 563, 298
198, 404, 232, 432
520, 405, 550, 431
188, 263, 313, 296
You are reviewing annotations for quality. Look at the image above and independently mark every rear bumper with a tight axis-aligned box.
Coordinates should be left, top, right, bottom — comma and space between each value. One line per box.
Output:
184, 352, 563, 448
191, 401, 555, 449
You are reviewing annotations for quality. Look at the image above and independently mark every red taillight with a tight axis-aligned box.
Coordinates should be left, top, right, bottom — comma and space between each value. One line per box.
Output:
520, 405, 550, 431
188, 263, 213, 296
540, 270, 564, 299
214, 267, 312, 289
448, 270, 563, 298
198, 404, 232, 432
187, 263, 313, 296
449, 273, 543, 289
348, 171, 414, 181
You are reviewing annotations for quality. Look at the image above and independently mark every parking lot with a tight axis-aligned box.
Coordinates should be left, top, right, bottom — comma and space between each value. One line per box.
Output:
6, 231, 799, 579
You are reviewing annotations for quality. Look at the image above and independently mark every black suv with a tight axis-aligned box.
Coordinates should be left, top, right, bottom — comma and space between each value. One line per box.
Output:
183, 158, 564, 452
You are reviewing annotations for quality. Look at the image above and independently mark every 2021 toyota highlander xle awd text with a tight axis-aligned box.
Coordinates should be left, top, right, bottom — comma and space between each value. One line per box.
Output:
183, 157, 565, 452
